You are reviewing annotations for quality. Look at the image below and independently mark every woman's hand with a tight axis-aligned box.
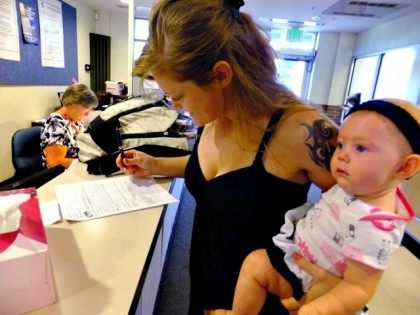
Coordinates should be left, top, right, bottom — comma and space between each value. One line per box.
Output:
293, 253, 341, 303
116, 149, 156, 177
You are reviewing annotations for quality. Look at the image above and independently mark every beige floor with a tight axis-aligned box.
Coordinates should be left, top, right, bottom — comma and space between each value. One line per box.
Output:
368, 246, 419, 315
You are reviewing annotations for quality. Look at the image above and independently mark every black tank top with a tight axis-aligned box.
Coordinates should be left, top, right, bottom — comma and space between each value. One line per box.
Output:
185, 111, 310, 314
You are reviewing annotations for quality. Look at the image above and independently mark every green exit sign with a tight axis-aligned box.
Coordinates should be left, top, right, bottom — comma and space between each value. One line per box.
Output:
287, 28, 302, 41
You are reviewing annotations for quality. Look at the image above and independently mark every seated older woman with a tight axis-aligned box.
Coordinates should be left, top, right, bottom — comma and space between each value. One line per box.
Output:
41, 83, 98, 168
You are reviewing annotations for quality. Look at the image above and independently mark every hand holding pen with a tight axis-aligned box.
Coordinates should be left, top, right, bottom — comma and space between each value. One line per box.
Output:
119, 148, 126, 169
115, 126, 126, 170
116, 149, 157, 177
115, 126, 155, 176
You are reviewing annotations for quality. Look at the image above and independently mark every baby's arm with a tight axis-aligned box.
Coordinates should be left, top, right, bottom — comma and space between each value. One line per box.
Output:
297, 259, 383, 315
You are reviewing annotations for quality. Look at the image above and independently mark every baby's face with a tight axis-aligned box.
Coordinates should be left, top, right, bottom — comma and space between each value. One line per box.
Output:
330, 111, 409, 198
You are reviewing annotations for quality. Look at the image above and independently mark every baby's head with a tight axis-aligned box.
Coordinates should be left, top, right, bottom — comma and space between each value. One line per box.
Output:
330, 99, 420, 198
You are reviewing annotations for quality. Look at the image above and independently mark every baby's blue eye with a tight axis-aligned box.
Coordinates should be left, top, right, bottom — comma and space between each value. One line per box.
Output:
337, 142, 343, 149
356, 144, 367, 152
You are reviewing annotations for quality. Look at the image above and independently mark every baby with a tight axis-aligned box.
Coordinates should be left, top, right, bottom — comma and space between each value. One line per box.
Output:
231, 99, 420, 314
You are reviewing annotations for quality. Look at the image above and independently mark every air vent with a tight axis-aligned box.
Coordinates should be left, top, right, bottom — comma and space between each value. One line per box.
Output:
323, 0, 410, 18
332, 11, 374, 17
349, 1, 397, 8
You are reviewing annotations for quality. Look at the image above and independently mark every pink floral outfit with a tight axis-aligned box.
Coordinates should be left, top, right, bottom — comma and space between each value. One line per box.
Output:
273, 184, 414, 292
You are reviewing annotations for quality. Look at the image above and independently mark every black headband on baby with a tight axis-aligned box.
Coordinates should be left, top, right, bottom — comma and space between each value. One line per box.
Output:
345, 99, 420, 154
224, 0, 245, 10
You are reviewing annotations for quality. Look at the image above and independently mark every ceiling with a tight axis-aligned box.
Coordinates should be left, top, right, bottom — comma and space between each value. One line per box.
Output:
82, 0, 420, 33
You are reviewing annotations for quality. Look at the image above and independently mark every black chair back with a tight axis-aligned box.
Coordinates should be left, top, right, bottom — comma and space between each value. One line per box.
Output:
0, 127, 66, 191
12, 126, 44, 178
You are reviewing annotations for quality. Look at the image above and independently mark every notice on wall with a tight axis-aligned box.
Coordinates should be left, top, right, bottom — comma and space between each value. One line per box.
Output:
38, 0, 64, 68
0, 0, 21, 61
19, 2, 39, 44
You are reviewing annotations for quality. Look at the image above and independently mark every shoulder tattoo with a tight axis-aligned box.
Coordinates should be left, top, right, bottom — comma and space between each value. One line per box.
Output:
301, 119, 338, 171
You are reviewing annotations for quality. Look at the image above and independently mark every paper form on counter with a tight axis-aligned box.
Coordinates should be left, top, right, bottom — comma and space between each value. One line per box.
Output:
55, 175, 178, 221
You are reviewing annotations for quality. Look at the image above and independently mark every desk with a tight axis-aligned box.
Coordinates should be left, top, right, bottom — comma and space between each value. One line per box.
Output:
31, 163, 184, 315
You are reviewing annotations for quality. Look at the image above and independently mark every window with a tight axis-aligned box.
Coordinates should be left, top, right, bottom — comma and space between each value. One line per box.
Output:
374, 47, 416, 100
274, 59, 306, 96
269, 27, 317, 98
133, 19, 149, 60
347, 56, 380, 103
346, 46, 417, 103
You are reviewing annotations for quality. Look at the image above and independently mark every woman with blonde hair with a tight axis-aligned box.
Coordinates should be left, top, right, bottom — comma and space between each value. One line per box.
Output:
118, 0, 339, 313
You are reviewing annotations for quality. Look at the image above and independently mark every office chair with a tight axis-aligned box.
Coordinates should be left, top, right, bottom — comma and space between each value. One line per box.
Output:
340, 92, 362, 123
0, 127, 65, 191
12, 126, 44, 179
402, 230, 420, 260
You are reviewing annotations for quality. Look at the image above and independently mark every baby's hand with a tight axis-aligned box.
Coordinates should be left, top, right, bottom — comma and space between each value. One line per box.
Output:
293, 253, 340, 302
281, 296, 301, 313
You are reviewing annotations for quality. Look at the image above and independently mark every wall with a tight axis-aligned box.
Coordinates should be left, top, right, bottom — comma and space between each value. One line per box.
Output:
402, 174, 420, 217
355, 11, 420, 56
308, 32, 338, 104
93, 10, 129, 83
0, 0, 95, 181
355, 10, 420, 105
308, 32, 356, 106
327, 33, 356, 105
2, 6, 417, 182
0, 2, 130, 181
309, 10, 420, 106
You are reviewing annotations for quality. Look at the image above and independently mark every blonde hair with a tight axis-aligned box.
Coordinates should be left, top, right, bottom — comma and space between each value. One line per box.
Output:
61, 83, 98, 108
133, 0, 306, 138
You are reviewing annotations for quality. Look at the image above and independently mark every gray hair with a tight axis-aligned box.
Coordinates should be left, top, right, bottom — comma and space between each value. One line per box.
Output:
61, 83, 98, 108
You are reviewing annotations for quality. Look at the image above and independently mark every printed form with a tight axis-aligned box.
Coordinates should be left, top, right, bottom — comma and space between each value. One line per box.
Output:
55, 176, 178, 221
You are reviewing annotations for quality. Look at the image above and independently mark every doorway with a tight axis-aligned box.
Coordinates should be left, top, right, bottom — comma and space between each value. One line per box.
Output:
89, 33, 111, 92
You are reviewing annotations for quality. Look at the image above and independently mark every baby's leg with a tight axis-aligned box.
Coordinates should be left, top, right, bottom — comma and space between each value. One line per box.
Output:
232, 249, 293, 315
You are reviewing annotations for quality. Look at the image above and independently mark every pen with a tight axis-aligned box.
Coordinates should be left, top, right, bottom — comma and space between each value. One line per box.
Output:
115, 126, 126, 168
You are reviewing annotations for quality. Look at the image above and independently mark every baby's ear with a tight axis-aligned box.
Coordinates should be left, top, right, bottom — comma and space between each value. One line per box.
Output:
396, 154, 420, 180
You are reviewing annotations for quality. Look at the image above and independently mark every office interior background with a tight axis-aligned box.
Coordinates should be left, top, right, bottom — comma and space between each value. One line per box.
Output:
1, 0, 420, 183
0, 0, 419, 314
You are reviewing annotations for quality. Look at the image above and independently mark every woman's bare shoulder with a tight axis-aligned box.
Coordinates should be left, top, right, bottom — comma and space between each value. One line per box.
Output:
271, 108, 338, 168
278, 108, 337, 139
266, 108, 337, 189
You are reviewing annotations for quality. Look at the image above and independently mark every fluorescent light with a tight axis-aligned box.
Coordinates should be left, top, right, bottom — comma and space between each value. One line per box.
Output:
272, 18, 289, 24
303, 21, 317, 26
120, 0, 129, 4
136, 6, 151, 12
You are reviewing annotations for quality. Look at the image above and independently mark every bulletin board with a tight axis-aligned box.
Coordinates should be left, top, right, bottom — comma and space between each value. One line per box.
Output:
0, 0, 78, 85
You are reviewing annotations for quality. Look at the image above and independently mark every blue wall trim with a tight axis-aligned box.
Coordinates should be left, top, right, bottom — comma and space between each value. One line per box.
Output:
0, 0, 78, 85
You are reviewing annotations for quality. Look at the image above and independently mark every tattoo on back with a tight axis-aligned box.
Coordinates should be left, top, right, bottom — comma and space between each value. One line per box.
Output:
301, 119, 337, 171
